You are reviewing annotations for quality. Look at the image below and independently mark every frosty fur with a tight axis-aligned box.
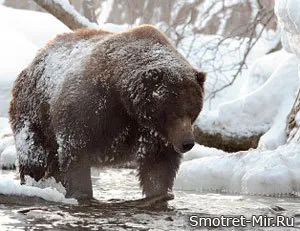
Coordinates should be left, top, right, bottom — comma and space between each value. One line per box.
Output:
9, 25, 205, 200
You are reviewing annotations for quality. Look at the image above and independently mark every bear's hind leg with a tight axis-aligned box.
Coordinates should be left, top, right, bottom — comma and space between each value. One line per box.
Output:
15, 122, 49, 184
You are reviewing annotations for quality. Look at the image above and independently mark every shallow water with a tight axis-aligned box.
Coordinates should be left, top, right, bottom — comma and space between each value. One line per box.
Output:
1, 169, 300, 230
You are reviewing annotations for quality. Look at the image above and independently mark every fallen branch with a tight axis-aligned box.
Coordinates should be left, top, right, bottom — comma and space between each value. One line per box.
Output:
33, 0, 98, 30
194, 126, 261, 152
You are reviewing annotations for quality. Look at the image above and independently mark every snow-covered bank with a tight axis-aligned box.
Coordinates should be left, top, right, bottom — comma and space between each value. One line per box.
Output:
175, 143, 300, 195
196, 51, 299, 144
175, 0, 300, 195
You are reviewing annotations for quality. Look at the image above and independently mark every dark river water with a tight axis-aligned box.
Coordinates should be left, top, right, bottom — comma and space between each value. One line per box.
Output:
1, 169, 300, 230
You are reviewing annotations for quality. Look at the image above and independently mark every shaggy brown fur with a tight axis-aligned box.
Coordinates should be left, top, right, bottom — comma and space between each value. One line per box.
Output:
9, 24, 205, 200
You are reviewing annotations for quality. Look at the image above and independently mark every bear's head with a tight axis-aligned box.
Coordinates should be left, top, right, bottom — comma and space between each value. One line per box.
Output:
125, 66, 206, 153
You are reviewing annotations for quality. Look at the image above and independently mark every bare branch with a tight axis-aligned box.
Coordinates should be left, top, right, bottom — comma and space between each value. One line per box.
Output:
206, 9, 275, 100
33, 0, 98, 30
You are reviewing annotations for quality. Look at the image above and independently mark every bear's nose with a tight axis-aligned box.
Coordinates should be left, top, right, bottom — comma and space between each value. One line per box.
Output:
182, 140, 195, 152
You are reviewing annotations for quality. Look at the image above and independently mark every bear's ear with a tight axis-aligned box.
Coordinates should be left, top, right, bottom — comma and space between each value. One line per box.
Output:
195, 71, 206, 86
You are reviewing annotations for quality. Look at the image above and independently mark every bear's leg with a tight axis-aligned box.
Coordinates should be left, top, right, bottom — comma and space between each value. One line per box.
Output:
137, 144, 181, 199
15, 122, 48, 184
61, 153, 93, 200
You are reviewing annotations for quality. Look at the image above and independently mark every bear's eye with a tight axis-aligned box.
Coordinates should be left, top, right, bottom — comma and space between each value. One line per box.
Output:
152, 85, 166, 101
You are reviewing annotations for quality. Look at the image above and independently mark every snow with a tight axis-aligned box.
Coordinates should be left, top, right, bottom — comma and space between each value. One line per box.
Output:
240, 50, 292, 95
174, 0, 300, 195
0, 5, 70, 117
175, 142, 300, 195
0, 176, 77, 204
39, 39, 98, 104
98, 23, 130, 33
0, 117, 11, 138
0, 120, 75, 204
0, 145, 16, 169
15, 120, 48, 166
196, 53, 299, 140
0, 0, 300, 204
0, 5, 70, 48
0, 118, 16, 168
0, 5, 76, 203
275, 0, 300, 56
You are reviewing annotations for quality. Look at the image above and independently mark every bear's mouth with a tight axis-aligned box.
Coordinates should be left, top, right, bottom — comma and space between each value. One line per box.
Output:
173, 145, 182, 154
173, 142, 194, 154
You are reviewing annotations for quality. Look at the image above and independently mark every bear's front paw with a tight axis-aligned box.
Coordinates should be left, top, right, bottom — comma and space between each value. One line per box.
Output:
65, 190, 93, 202
118, 191, 174, 210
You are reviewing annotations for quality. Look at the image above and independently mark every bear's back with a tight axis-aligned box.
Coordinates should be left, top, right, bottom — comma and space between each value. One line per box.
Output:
13, 25, 185, 107
30, 29, 112, 103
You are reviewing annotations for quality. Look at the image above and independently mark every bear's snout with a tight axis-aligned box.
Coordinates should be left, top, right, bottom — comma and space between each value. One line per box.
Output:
182, 139, 195, 152
168, 116, 195, 153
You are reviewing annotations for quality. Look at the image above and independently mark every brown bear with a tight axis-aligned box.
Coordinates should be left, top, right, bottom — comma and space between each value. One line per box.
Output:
9, 25, 205, 201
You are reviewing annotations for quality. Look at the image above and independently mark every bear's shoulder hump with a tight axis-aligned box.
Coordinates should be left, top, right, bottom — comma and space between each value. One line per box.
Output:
121, 24, 171, 45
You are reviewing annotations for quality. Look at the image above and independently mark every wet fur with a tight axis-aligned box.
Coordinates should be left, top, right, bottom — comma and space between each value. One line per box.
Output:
9, 25, 205, 199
